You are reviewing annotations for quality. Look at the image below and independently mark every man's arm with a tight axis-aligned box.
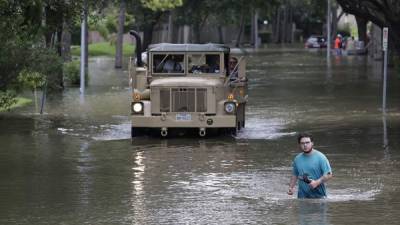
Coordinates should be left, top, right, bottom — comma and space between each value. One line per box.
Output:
287, 175, 298, 195
310, 172, 333, 189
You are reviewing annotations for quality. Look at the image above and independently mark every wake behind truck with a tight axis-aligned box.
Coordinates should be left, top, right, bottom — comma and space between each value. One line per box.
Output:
129, 31, 248, 137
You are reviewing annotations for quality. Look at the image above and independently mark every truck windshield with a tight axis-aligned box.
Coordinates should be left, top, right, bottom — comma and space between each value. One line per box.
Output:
188, 54, 220, 74
153, 53, 185, 74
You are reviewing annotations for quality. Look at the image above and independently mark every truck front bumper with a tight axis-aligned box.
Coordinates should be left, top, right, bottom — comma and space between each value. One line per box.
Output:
131, 113, 236, 128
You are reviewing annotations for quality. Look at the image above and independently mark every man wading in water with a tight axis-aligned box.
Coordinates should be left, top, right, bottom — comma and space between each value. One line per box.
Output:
287, 133, 333, 198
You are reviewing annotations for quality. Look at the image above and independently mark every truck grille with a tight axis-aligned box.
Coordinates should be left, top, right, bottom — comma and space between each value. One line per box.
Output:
159, 88, 207, 112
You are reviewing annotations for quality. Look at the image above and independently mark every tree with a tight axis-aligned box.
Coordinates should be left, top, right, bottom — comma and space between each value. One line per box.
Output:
0, 0, 41, 91
18, 70, 46, 111
174, 0, 218, 43
336, 0, 400, 55
273, 0, 327, 42
0, 91, 17, 111
115, 0, 126, 68
173, 0, 276, 45
127, 0, 182, 50
355, 15, 368, 42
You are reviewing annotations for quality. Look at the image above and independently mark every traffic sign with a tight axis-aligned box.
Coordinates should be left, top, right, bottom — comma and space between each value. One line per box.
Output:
383, 27, 388, 51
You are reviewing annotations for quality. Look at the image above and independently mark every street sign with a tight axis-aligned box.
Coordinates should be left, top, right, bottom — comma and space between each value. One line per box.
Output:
383, 27, 388, 51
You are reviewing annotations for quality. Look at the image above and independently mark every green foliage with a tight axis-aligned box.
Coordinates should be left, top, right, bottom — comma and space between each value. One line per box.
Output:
98, 24, 110, 40
86, 6, 136, 41
18, 70, 46, 91
0, 8, 35, 91
124, 13, 136, 31
71, 42, 135, 57
63, 61, 81, 85
0, 1, 64, 92
0, 90, 17, 111
88, 11, 110, 40
26, 47, 63, 91
1, 41, 62, 92
140, 0, 183, 11
105, 14, 118, 34
338, 23, 352, 37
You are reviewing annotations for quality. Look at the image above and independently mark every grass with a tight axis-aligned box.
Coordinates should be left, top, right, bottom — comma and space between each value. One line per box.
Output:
0, 97, 32, 112
71, 42, 135, 57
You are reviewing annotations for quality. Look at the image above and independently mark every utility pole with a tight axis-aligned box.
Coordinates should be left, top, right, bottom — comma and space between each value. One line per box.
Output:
382, 27, 389, 150
80, 0, 87, 94
327, 0, 331, 64
382, 27, 388, 112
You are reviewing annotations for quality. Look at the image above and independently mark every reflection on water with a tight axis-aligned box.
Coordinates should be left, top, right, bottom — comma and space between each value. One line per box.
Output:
297, 200, 329, 225
1, 50, 400, 225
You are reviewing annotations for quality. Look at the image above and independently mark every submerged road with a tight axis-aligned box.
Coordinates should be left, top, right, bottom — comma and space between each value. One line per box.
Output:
1, 49, 399, 224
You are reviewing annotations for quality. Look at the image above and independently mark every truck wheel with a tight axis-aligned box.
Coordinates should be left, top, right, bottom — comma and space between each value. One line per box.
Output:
131, 127, 139, 137
229, 127, 237, 136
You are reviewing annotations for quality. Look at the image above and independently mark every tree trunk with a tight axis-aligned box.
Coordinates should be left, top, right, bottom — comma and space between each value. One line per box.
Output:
115, 0, 126, 68
336, 0, 400, 56
253, 9, 259, 47
61, 20, 71, 62
273, 6, 293, 43
331, 4, 338, 39
235, 13, 245, 47
217, 25, 224, 44
251, 10, 255, 46
355, 16, 367, 42
282, 6, 288, 43
193, 22, 201, 43
168, 11, 174, 43
141, 11, 162, 51
287, 6, 293, 43
368, 24, 382, 60
43, 6, 51, 47
391, 27, 400, 57
142, 25, 154, 51
272, 7, 280, 43
84, 1, 88, 71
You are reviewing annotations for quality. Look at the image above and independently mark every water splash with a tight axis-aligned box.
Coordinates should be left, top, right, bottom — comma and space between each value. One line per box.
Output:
236, 117, 296, 140
327, 188, 381, 202
92, 122, 131, 141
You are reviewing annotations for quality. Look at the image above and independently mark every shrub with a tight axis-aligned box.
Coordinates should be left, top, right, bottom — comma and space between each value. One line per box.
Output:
17, 69, 46, 111
17, 69, 46, 90
105, 15, 117, 34
63, 61, 81, 85
25, 47, 63, 91
0, 91, 17, 111
96, 25, 110, 40
63, 61, 89, 86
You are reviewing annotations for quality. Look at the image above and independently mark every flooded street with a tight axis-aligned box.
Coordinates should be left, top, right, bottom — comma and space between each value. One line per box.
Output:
1, 49, 400, 224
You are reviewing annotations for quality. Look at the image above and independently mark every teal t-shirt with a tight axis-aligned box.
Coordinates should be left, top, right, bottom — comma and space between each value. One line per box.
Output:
292, 149, 332, 198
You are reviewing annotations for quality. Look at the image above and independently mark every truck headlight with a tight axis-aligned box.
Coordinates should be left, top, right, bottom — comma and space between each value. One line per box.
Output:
224, 102, 236, 114
132, 102, 143, 114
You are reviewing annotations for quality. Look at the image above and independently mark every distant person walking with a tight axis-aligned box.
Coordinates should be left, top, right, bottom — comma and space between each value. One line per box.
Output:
334, 35, 342, 55
346, 36, 355, 50
287, 133, 333, 198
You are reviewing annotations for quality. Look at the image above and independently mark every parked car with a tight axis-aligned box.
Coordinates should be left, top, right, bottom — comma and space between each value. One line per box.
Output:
304, 36, 327, 48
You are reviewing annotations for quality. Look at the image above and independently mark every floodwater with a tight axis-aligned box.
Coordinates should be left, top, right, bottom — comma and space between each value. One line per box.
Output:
1, 49, 400, 225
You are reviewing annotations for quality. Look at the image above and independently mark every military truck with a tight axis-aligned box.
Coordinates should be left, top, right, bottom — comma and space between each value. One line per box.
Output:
129, 31, 248, 137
